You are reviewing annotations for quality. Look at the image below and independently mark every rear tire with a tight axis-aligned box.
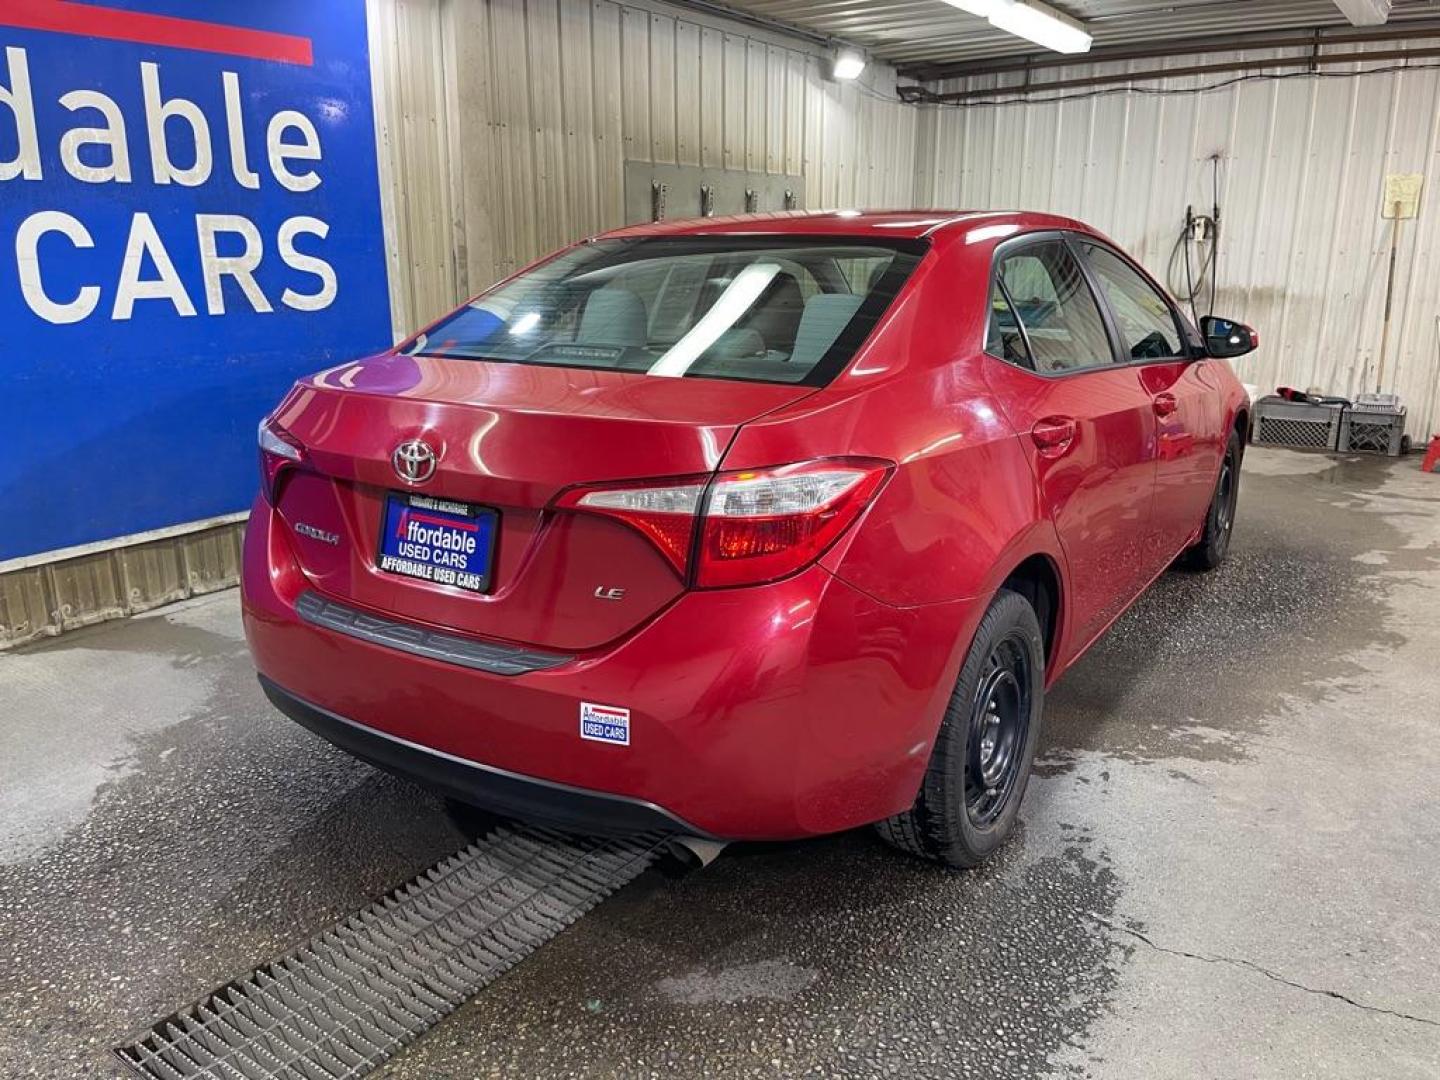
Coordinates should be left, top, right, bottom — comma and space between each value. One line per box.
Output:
876, 588, 1045, 868
1182, 429, 1242, 571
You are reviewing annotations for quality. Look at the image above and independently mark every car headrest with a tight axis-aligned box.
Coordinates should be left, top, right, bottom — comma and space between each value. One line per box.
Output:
738, 272, 805, 351
708, 328, 766, 359
790, 293, 864, 367
578, 288, 648, 348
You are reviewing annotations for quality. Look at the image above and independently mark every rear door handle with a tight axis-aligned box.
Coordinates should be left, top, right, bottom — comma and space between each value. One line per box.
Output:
1153, 392, 1178, 417
1031, 416, 1077, 458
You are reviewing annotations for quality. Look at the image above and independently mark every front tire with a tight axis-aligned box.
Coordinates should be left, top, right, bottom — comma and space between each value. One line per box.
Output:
1182, 429, 1242, 571
877, 588, 1045, 868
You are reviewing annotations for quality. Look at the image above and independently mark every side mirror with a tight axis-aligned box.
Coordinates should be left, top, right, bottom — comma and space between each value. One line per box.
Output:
1199, 315, 1259, 359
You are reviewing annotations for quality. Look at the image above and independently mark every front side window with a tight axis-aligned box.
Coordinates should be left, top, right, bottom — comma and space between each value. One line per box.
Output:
1081, 243, 1187, 360
990, 241, 1112, 374
404, 238, 925, 385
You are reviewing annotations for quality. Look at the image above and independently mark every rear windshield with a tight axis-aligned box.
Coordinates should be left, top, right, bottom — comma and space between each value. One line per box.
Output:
405, 237, 927, 385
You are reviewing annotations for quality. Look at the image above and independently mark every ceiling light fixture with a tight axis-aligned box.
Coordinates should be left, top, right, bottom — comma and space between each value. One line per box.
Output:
831, 48, 866, 80
1332, 0, 1391, 25
937, 0, 995, 14
987, 0, 1092, 54
938, 0, 1093, 56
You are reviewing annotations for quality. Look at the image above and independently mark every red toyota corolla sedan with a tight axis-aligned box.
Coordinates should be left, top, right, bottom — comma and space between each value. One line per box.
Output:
242, 210, 1256, 866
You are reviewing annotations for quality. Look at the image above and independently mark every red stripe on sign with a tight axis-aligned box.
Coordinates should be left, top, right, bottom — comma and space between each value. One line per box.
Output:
0, 0, 313, 66
407, 512, 478, 532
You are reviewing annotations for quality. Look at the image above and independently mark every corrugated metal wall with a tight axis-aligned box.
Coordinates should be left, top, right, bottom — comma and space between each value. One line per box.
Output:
0, 521, 245, 648
371, 5, 1440, 431
367, 0, 922, 337
916, 40, 1440, 437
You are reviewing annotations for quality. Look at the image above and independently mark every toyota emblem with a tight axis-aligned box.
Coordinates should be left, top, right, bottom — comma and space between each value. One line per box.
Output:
392, 439, 437, 484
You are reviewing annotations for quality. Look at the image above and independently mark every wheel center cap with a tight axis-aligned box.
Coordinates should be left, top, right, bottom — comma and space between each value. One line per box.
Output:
977, 670, 1020, 786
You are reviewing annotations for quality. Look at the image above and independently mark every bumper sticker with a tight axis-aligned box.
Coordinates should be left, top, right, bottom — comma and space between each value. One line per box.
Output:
580, 702, 630, 746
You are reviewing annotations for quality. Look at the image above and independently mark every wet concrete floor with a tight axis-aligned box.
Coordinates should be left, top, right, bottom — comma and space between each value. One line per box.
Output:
2, 447, 1437, 1078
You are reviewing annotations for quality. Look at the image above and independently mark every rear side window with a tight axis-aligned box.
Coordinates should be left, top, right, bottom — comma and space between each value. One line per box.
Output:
989, 241, 1112, 374
404, 238, 925, 386
985, 286, 1031, 367
1081, 243, 1187, 360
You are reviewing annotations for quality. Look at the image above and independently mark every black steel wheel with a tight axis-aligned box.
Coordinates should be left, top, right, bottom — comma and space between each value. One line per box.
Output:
964, 632, 1033, 829
1183, 429, 1242, 570
877, 588, 1045, 868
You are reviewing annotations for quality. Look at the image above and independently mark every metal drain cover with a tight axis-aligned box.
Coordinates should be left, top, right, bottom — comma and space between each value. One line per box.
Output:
116, 825, 668, 1079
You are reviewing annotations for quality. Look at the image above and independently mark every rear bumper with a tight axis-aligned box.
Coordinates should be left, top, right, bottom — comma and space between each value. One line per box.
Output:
259, 675, 705, 835
242, 496, 980, 840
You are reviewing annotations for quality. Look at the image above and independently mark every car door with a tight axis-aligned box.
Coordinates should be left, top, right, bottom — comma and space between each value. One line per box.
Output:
1077, 241, 1223, 561
981, 235, 1160, 651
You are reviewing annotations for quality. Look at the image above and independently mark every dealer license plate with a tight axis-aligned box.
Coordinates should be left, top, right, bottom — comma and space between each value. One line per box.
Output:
377, 492, 497, 594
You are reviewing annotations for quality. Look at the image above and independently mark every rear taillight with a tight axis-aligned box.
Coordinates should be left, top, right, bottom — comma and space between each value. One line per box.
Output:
697, 462, 889, 587
554, 476, 707, 575
258, 417, 304, 503
554, 458, 891, 588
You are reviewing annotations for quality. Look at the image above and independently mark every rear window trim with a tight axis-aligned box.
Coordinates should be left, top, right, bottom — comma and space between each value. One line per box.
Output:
413, 235, 931, 389
984, 230, 1122, 379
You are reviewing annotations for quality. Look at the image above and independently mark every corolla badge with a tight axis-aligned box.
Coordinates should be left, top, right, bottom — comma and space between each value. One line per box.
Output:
392, 439, 438, 484
294, 522, 339, 545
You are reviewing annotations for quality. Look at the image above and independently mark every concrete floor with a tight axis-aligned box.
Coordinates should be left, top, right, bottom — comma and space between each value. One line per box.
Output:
2, 446, 1438, 1079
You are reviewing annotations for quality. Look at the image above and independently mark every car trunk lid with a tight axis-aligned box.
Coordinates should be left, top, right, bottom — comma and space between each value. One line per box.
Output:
268, 353, 815, 652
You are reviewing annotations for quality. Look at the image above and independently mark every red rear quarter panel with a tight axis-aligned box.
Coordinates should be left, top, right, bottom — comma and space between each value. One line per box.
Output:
725, 226, 1064, 606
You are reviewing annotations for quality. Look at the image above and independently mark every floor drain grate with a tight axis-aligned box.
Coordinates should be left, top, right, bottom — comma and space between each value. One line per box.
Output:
116, 825, 668, 1079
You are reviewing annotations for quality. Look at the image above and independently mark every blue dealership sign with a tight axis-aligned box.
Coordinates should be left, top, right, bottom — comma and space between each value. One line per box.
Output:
0, 0, 392, 560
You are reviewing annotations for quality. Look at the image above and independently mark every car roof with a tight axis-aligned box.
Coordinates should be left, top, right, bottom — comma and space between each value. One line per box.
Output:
595, 209, 1096, 243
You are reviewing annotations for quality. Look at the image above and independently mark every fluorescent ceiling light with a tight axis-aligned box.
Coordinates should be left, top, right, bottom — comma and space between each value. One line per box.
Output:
987, 0, 1092, 54
832, 48, 866, 80
937, 0, 995, 14
939, 0, 1093, 55
1333, 0, 1391, 25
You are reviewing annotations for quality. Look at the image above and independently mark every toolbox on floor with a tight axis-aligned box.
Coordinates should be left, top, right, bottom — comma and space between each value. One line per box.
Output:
1253, 395, 1345, 450
1339, 394, 1408, 456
